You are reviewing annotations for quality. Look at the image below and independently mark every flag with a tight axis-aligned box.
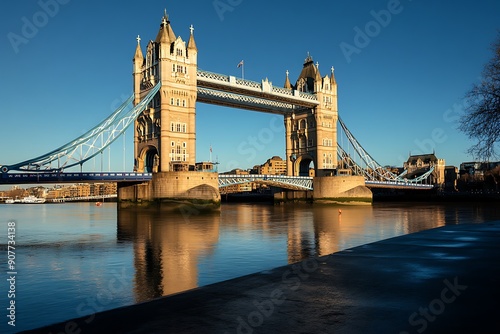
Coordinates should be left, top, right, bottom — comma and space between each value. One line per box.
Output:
237, 60, 244, 68
210, 145, 212, 153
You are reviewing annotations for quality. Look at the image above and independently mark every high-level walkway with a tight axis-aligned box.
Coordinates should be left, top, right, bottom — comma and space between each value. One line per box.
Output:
22, 221, 500, 334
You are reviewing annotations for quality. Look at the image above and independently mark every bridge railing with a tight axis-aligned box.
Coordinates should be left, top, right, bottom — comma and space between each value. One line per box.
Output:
235, 78, 261, 89
365, 180, 435, 188
0, 172, 153, 184
197, 70, 230, 83
218, 174, 313, 191
271, 86, 293, 96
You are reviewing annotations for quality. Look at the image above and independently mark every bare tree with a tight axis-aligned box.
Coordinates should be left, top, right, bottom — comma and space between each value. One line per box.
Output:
459, 33, 500, 160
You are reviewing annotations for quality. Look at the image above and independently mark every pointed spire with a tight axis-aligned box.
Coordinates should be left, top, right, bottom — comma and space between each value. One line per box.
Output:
134, 35, 144, 61
187, 24, 197, 51
284, 70, 292, 89
330, 66, 337, 85
315, 61, 322, 83
167, 20, 176, 41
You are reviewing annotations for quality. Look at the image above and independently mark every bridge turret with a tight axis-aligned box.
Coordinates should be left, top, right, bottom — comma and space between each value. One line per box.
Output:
155, 10, 176, 45
284, 70, 292, 89
187, 25, 197, 52
330, 66, 337, 86
314, 62, 322, 93
295, 55, 317, 93
133, 35, 144, 106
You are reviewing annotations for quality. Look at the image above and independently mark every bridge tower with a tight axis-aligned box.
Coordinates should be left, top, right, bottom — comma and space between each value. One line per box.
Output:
133, 11, 197, 173
284, 55, 338, 177
120, 10, 219, 210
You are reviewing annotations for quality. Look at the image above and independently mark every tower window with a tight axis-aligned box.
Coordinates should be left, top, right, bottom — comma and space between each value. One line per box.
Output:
299, 119, 306, 130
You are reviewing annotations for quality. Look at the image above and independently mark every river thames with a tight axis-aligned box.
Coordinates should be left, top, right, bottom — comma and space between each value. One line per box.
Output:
1, 201, 499, 332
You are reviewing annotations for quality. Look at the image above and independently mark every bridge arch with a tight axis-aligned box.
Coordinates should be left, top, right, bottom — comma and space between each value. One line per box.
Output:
137, 145, 159, 173
294, 154, 314, 177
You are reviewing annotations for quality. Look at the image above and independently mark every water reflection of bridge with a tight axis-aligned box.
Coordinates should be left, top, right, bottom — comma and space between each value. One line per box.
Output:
116, 204, 446, 302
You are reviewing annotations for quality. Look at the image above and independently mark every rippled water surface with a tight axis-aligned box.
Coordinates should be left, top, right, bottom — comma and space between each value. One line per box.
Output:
1, 201, 499, 332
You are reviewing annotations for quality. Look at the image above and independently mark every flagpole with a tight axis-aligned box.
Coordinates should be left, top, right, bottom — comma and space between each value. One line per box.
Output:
238, 60, 244, 80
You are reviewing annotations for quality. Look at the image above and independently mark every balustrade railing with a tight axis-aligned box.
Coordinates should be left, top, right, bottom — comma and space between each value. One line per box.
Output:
272, 86, 293, 96
235, 78, 261, 89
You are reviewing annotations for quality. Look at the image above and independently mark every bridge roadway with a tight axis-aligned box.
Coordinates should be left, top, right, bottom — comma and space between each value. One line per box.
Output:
0, 172, 434, 190
0, 172, 153, 184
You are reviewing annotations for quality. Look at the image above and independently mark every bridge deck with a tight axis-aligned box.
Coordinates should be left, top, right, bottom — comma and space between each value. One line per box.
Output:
0, 172, 152, 184
1, 172, 434, 190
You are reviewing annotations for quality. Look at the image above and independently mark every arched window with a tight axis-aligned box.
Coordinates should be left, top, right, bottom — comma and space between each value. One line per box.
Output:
299, 119, 306, 130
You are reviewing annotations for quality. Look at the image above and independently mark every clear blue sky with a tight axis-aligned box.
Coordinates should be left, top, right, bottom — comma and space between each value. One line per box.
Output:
1, 0, 499, 173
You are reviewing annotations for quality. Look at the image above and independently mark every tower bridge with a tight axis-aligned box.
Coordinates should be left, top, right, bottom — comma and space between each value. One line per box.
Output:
0, 10, 437, 206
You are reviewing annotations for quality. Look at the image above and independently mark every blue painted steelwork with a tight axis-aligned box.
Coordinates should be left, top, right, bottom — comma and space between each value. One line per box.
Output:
338, 117, 434, 185
1, 83, 161, 173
